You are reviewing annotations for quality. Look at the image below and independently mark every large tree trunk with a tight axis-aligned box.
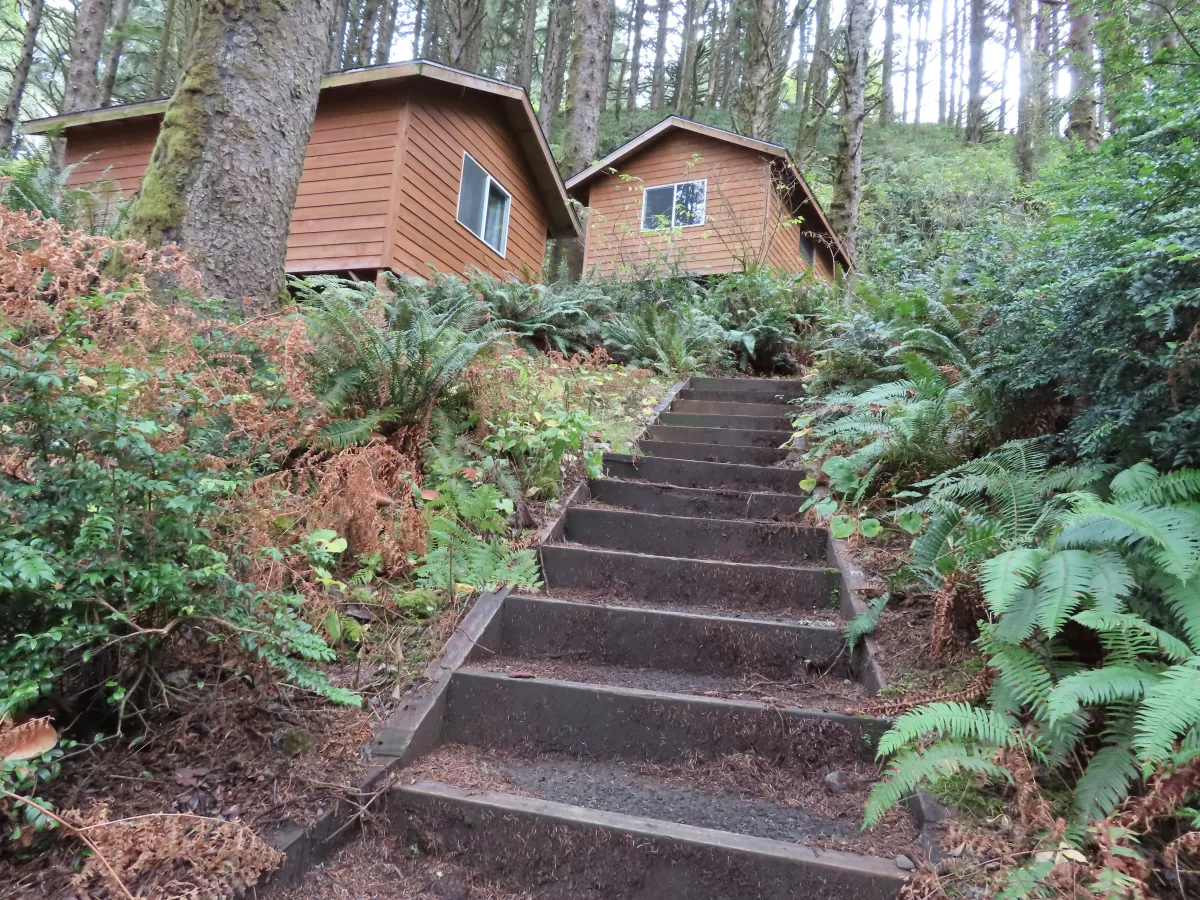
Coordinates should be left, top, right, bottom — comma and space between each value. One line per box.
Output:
626, 0, 646, 110
99, 0, 132, 106
514, 0, 540, 88
562, 0, 614, 276
446, 0, 486, 68
650, 0, 670, 108
1013, 0, 1036, 180
673, 0, 697, 114
1064, 0, 1097, 146
830, 0, 868, 262
737, 0, 782, 138
538, 0, 571, 132
152, 0, 179, 93
376, 0, 400, 63
0, 0, 46, 152
964, 0, 985, 141
1032, 0, 1052, 135
123, 0, 337, 308
880, 0, 895, 125
63, 0, 115, 113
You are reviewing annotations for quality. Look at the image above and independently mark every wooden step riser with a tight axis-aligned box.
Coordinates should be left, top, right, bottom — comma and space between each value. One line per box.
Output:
639, 440, 791, 466
658, 411, 795, 430
644, 424, 795, 448
689, 376, 807, 397
671, 399, 796, 420
541, 545, 840, 612
678, 388, 801, 405
602, 454, 804, 495
483, 595, 848, 677
391, 782, 905, 900
563, 506, 826, 566
588, 479, 803, 521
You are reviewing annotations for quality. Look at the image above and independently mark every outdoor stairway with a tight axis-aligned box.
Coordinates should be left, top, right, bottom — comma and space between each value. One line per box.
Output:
386, 378, 909, 900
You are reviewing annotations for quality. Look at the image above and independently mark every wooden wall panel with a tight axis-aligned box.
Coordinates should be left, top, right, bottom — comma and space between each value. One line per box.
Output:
392, 85, 551, 281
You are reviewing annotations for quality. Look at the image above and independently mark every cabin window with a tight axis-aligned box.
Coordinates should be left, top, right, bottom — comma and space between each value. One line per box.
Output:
457, 152, 511, 255
641, 179, 707, 230
799, 232, 816, 266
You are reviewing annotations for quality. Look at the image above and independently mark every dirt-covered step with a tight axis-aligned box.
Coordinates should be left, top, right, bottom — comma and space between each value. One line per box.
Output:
690, 376, 807, 399
670, 398, 796, 420
390, 779, 906, 900
659, 411, 793, 430
588, 478, 802, 520
602, 453, 805, 494
645, 423, 795, 447
561, 507, 826, 565
470, 656, 867, 712
480, 595, 848, 679
678, 388, 799, 405
540, 545, 840, 611
439, 669, 887, 765
639, 439, 791, 466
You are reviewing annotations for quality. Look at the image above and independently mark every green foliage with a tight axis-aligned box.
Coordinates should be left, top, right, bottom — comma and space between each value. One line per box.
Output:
466, 270, 611, 353
1, 153, 123, 235
845, 593, 889, 651
413, 517, 541, 593
602, 303, 727, 375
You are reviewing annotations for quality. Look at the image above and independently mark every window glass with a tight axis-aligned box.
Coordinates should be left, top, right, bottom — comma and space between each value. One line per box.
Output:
457, 155, 488, 237
642, 185, 674, 230
484, 181, 510, 254
674, 180, 706, 226
799, 232, 815, 266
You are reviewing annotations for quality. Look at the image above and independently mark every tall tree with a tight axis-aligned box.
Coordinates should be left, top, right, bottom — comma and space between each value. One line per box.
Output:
152, 0, 179, 94
445, 0, 487, 67
411, 0, 425, 57
62, 0, 116, 113
998, 18, 1012, 129
626, 0, 647, 110
99, 0, 132, 106
795, 0, 829, 154
912, 0, 928, 125
937, 0, 948, 122
514, 0, 540, 87
538, 0, 571, 131
964, 0, 986, 140
650, 0, 670, 108
377, 0, 400, 63
123, 0, 338, 306
674, 0, 698, 114
830, 0, 868, 261
1013, 0, 1036, 180
736, 0, 785, 137
902, 0, 913, 120
0, 0, 46, 152
1064, 0, 1098, 146
880, 0, 895, 125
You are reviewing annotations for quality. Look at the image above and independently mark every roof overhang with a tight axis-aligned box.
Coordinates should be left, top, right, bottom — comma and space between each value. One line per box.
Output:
565, 116, 852, 270
24, 59, 579, 239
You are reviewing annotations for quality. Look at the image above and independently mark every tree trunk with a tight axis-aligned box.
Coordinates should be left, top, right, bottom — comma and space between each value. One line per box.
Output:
650, 0, 670, 108
901, 0, 912, 121
412, 0, 424, 58
673, 0, 697, 114
377, 0, 400, 63
626, 0, 646, 110
99, 0, 132, 106
538, 0, 571, 132
0, 0, 46, 152
1013, 0, 1036, 180
912, 0, 928, 126
600, 0, 618, 112
737, 0, 782, 138
63, 0, 115, 113
1096, 7, 1131, 130
357, 0, 381, 65
830, 0, 868, 262
964, 0, 985, 140
1033, 0, 1052, 136
329, 0, 349, 68
947, 0, 960, 126
153, 0, 179, 93
515, 0, 540, 88
447, 0, 486, 68
123, 0, 337, 308
998, 18, 1011, 129
421, 0, 443, 58
1064, 0, 1097, 146
880, 0, 895, 125
795, 0, 828, 154
937, 0, 947, 122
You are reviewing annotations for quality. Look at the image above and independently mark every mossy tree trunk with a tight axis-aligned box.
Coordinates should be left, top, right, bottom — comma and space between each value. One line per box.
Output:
124, 0, 338, 310
829, 0, 868, 263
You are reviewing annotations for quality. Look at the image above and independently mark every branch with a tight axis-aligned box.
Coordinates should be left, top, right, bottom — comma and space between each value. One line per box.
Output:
1143, 0, 1200, 61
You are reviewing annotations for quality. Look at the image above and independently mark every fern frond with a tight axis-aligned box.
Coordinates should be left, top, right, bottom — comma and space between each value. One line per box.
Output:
981, 548, 1049, 616
1072, 610, 1192, 662
864, 742, 1011, 827
876, 702, 1020, 758
1059, 499, 1200, 581
1074, 740, 1139, 822
1134, 659, 1200, 765
845, 593, 888, 652
1034, 549, 1100, 640
1046, 665, 1158, 722
1163, 579, 1200, 654
318, 412, 389, 447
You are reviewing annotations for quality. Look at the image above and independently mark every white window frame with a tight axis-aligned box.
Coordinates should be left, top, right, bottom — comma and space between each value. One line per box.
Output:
640, 179, 708, 231
456, 151, 512, 257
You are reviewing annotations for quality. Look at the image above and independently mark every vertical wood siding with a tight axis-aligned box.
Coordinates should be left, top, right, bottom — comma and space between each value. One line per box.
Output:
392, 85, 551, 281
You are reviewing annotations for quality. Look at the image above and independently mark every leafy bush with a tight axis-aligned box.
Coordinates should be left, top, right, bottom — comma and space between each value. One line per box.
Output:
467, 270, 611, 353
603, 303, 726, 375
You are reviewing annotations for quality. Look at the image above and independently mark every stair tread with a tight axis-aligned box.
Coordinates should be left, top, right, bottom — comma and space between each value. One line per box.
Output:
404, 744, 915, 858
513, 590, 841, 626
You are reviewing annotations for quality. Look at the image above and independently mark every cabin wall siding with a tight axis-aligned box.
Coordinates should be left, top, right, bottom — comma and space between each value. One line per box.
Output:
391, 86, 550, 281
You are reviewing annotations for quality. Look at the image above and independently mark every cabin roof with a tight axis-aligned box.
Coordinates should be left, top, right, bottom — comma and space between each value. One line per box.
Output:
565, 116, 851, 269
23, 59, 578, 238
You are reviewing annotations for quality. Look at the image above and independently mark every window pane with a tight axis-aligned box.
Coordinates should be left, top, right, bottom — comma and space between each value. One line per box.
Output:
674, 180, 706, 227
457, 156, 487, 237
799, 232, 815, 265
642, 185, 674, 230
484, 182, 510, 253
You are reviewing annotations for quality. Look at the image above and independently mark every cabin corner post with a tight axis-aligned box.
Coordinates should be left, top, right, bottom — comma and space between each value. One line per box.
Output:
382, 91, 412, 276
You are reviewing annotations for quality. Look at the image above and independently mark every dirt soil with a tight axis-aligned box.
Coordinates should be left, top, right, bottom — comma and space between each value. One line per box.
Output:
404, 743, 916, 858
466, 657, 867, 712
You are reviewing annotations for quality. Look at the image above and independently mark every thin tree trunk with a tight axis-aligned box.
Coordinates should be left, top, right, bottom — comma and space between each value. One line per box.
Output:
124, 0, 338, 307
601, 0, 618, 112
412, 0, 424, 57
937, 0, 947, 122
912, 0, 928, 126
998, 18, 1011, 129
329, 0, 349, 67
964, 0, 985, 140
357, 0, 380, 65
1013, 0, 1036, 180
880, 0, 895, 125
446, 0, 486, 68
63, 0, 115, 113
947, 0, 960, 126
342, 0, 363, 66
956, 0, 967, 128
515, 0, 540, 87
377, 0, 400, 62
830, 0, 868, 261
1096, 7, 1131, 130
626, 0, 646, 110
99, 0, 132, 106
796, 0, 828, 152
902, 0, 913, 121
0, 0, 45, 152
674, 0, 697, 113
538, 0, 571, 131
650, 0, 670, 108
1033, 0, 1052, 136
153, 0, 179, 93
421, 0, 442, 58
1064, 0, 1097, 146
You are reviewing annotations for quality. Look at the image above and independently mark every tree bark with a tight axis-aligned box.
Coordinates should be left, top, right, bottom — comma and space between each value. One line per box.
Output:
937, 0, 947, 122
880, 0, 895, 125
123, 0, 338, 307
737, 0, 783, 138
964, 0, 985, 140
412, 0, 425, 58
63, 0, 115, 113
830, 0, 868, 262
538, 0, 571, 132
99, 0, 132, 106
377, 0, 400, 63
902, 0, 913, 121
626, 0, 646, 110
1064, 0, 1097, 146
912, 0, 928, 126
515, 0, 540, 88
998, 18, 1011, 129
153, 0, 179, 93
795, 0, 829, 154
1032, 0, 1052, 136
0, 0, 46, 152
446, 0, 486, 68
650, 0, 670, 108
1096, 6, 1132, 130
600, 0, 618, 112
673, 0, 697, 114
1013, 0, 1036, 180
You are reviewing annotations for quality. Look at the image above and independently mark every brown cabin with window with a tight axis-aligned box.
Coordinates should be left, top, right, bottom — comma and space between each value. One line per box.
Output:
24, 61, 578, 281
565, 117, 851, 281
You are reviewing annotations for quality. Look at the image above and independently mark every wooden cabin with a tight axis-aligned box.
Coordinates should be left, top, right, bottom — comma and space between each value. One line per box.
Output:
24, 61, 578, 281
565, 117, 851, 281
